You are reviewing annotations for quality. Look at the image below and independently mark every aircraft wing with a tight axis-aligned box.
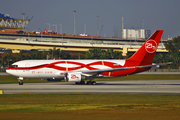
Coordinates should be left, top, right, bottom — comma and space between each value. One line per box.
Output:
81, 66, 136, 74
81, 62, 172, 75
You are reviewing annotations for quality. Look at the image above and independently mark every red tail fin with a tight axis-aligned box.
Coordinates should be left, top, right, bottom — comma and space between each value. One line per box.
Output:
127, 30, 164, 66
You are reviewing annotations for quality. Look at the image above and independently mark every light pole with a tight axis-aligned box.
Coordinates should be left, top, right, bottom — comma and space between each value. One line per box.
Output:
73, 10, 76, 35
96, 15, 100, 36
21, 13, 25, 31
52, 24, 57, 32
59, 24, 62, 34
45, 23, 50, 30
84, 25, 86, 34
142, 20, 144, 29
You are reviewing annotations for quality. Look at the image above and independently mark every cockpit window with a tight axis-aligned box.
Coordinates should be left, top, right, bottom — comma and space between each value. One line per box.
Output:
11, 65, 18, 68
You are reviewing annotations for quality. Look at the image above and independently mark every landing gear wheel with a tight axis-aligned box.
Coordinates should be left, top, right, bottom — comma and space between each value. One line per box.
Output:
92, 81, 96, 85
87, 81, 91, 85
81, 81, 85, 85
18, 77, 24, 85
86, 81, 96, 85
19, 81, 23, 85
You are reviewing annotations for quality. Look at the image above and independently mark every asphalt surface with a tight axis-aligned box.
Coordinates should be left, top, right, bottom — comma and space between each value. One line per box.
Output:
1, 72, 180, 94
0, 80, 180, 94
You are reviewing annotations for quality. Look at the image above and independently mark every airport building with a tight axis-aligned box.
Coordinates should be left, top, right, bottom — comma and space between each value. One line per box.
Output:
122, 29, 151, 39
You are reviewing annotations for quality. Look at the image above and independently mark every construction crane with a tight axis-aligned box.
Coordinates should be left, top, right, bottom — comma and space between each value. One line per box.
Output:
0, 13, 31, 29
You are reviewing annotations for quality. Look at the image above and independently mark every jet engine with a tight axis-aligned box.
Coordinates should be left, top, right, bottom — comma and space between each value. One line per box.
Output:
64, 73, 87, 82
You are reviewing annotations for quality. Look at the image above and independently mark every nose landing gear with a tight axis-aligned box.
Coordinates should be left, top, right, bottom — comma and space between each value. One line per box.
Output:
18, 77, 23, 85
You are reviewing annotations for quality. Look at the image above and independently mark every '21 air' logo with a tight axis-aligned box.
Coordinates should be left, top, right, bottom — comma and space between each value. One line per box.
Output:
145, 40, 157, 53
71, 74, 79, 79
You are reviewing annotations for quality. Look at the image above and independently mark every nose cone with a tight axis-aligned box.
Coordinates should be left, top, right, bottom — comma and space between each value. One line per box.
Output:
6, 67, 14, 75
6, 67, 11, 74
6, 67, 11, 71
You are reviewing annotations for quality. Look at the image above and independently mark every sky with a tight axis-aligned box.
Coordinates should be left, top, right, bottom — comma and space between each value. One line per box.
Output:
0, 0, 180, 38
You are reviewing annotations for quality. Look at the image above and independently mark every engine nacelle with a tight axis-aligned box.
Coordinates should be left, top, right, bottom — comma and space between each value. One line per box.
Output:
64, 73, 87, 82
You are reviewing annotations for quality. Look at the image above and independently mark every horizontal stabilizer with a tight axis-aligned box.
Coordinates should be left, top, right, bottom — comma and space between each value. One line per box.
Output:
136, 62, 172, 69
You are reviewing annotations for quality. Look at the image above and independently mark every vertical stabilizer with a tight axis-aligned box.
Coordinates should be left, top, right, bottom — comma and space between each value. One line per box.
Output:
127, 30, 164, 66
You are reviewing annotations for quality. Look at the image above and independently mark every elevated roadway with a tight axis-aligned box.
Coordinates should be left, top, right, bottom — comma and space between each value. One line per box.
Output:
0, 33, 168, 55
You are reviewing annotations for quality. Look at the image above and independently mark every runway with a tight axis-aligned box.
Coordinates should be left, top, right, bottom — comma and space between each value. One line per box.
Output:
1, 80, 180, 94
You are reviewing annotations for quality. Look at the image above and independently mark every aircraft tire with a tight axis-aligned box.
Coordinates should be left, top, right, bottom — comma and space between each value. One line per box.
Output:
87, 81, 96, 85
19, 82, 23, 85
81, 81, 85, 85
86, 81, 91, 85
92, 81, 96, 85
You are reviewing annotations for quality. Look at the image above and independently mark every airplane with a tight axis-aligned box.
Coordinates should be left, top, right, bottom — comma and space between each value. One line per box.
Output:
6, 30, 171, 85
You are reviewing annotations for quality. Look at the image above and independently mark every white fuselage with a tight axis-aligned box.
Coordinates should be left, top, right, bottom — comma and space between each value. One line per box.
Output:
6, 59, 126, 79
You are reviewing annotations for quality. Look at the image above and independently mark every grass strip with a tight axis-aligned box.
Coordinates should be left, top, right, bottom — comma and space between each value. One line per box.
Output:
0, 94, 180, 112
1, 94, 180, 120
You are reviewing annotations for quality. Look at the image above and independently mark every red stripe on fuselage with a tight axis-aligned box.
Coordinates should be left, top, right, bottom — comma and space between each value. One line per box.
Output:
7, 61, 123, 72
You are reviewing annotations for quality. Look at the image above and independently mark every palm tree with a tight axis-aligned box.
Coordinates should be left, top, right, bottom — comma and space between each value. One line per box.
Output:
0, 55, 2, 72
42, 50, 47, 59
165, 53, 173, 71
84, 48, 123, 59
153, 53, 167, 71
16, 51, 25, 60
52, 49, 71, 59
172, 53, 180, 72
5, 53, 13, 67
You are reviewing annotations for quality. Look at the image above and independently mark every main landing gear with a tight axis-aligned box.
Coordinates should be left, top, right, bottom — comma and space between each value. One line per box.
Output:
87, 81, 96, 85
18, 77, 23, 85
75, 81, 96, 85
75, 77, 96, 85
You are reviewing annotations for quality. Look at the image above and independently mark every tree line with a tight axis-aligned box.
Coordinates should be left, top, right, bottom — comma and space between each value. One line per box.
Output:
0, 36, 180, 71
0, 48, 123, 71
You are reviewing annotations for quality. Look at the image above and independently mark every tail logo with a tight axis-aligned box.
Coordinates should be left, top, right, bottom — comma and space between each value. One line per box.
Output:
145, 40, 157, 53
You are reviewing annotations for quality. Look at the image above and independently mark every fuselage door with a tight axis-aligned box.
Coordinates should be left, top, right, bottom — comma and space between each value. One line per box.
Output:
25, 63, 30, 72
